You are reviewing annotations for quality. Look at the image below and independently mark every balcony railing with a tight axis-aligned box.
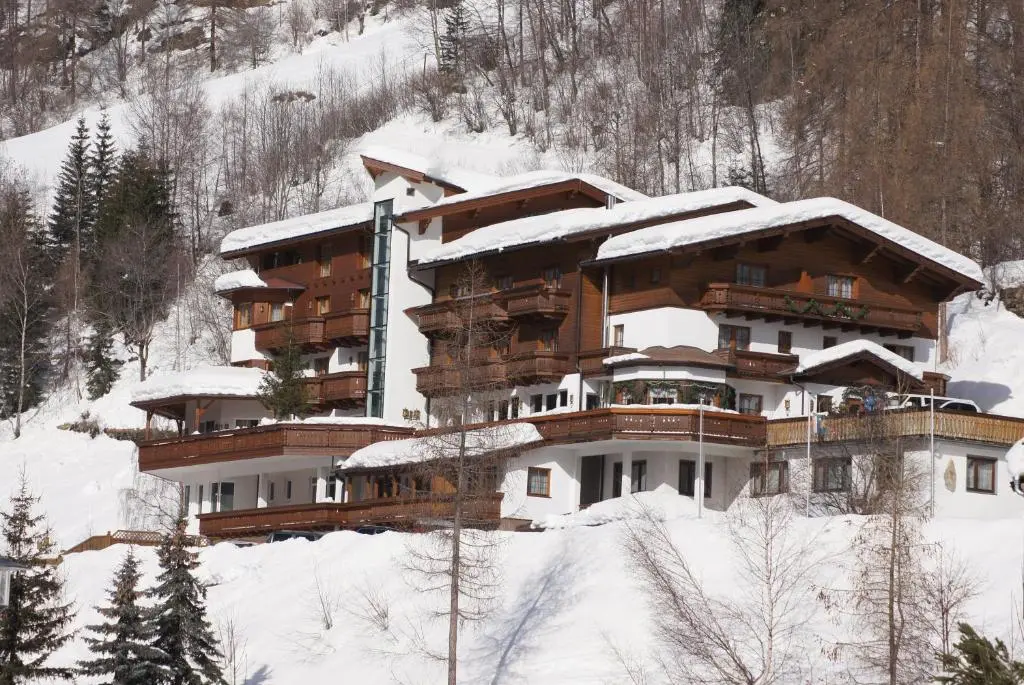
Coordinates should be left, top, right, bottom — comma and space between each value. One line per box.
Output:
305, 371, 367, 405
525, 407, 767, 447
197, 494, 504, 538
138, 423, 412, 472
412, 299, 510, 336
253, 318, 327, 352
700, 283, 923, 334
503, 286, 571, 318
766, 409, 1024, 448
413, 363, 509, 397
713, 348, 798, 381
578, 347, 638, 376
506, 351, 570, 383
325, 309, 369, 342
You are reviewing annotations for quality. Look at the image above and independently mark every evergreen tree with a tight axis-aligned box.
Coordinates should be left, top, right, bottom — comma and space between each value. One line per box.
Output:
47, 116, 94, 266
438, 1, 470, 77
78, 549, 165, 685
0, 475, 75, 684
257, 335, 309, 419
93, 146, 175, 251
150, 519, 226, 685
88, 111, 117, 265
84, 318, 122, 401
937, 622, 1024, 684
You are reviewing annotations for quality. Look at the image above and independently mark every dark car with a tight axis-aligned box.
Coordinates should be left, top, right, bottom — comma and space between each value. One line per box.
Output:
354, 525, 396, 536
266, 530, 324, 543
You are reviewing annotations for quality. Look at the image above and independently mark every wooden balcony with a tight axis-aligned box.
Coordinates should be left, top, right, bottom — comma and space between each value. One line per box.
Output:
413, 363, 509, 397
253, 318, 327, 352
579, 347, 638, 377
503, 286, 572, 319
713, 348, 798, 382
526, 407, 767, 447
766, 409, 1024, 448
411, 299, 509, 337
138, 423, 413, 472
700, 283, 923, 335
197, 494, 504, 538
506, 351, 571, 383
325, 309, 369, 343
305, 371, 367, 406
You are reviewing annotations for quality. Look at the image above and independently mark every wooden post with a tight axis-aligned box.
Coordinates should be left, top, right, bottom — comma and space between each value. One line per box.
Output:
145, 410, 153, 440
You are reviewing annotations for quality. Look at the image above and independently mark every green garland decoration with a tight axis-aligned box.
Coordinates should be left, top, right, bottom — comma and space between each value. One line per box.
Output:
783, 294, 870, 321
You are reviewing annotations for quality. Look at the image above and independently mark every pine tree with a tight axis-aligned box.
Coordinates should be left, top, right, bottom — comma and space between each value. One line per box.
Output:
88, 111, 117, 266
0, 474, 75, 684
937, 623, 1024, 684
438, 1, 470, 77
150, 519, 226, 685
78, 549, 165, 685
85, 318, 122, 401
257, 334, 309, 420
47, 116, 94, 267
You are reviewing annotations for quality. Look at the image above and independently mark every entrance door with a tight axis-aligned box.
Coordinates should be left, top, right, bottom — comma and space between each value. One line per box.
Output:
579, 455, 605, 508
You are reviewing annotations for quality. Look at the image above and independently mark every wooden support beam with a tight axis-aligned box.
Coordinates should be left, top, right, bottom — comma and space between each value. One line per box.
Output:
902, 264, 924, 284
858, 244, 883, 264
418, 219, 429, 235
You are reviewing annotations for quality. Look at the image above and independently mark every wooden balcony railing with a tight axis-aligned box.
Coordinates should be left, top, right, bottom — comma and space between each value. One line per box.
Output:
197, 494, 504, 538
253, 318, 327, 351
766, 409, 1024, 448
578, 347, 638, 376
412, 299, 510, 336
506, 351, 571, 383
305, 371, 367, 405
138, 423, 413, 472
525, 407, 767, 447
713, 348, 798, 381
503, 286, 572, 318
325, 309, 369, 342
700, 283, 923, 334
413, 363, 509, 397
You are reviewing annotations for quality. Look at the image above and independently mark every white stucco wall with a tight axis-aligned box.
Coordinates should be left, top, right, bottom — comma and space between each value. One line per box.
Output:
229, 328, 267, 365
501, 447, 579, 520
608, 307, 719, 351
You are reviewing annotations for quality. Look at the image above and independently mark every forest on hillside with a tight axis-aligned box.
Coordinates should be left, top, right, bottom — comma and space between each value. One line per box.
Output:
1, 0, 1023, 420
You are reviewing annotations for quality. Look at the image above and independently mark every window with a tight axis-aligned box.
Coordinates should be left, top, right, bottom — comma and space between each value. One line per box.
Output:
234, 303, 252, 329
545, 394, 557, 411
718, 324, 751, 351
678, 460, 712, 497
750, 458, 789, 496
406, 186, 416, 197
559, 390, 568, 407
738, 393, 763, 416
531, 394, 543, 413
449, 282, 471, 299
966, 457, 996, 493
268, 482, 275, 501
586, 393, 600, 410
313, 357, 329, 376
823, 336, 837, 349
778, 330, 792, 354
541, 328, 558, 352
527, 467, 551, 497
198, 485, 204, 513
496, 275, 514, 290
736, 263, 767, 287
234, 419, 259, 429
817, 395, 833, 414
543, 266, 562, 288
613, 324, 625, 347
826, 274, 855, 299
650, 268, 662, 284
359, 234, 373, 268
650, 386, 678, 405
315, 296, 331, 315
511, 397, 520, 418
260, 250, 302, 270
612, 462, 623, 498
884, 344, 915, 362
631, 461, 648, 494
357, 289, 371, 308
813, 457, 851, 493
704, 462, 713, 497
357, 351, 368, 371
270, 303, 285, 322
317, 245, 332, 277
184, 485, 191, 509
217, 482, 235, 512
498, 400, 510, 420
198, 420, 217, 434
286, 480, 293, 500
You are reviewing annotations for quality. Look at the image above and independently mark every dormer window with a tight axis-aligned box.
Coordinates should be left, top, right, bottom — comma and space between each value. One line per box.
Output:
827, 275, 855, 299
736, 263, 767, 287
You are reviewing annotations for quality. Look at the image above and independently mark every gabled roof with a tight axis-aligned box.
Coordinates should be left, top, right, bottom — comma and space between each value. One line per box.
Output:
416, 187, 774, 267
789, 340, 924, 382
595, 197, 984, 287
220, 203, 377, 258
360, 145, 497, 193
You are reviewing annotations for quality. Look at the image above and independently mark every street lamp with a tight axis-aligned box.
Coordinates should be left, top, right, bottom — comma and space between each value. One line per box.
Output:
0, 557, 27, 607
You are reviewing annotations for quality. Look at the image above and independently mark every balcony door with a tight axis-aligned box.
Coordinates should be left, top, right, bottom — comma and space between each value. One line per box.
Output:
579, 455, 605, 508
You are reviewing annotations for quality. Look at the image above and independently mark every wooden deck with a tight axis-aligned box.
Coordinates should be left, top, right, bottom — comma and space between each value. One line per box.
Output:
526, 407, 767, 447
197, 494, 504, 538
766, 409, 1024, 448
138, 423, 413, 471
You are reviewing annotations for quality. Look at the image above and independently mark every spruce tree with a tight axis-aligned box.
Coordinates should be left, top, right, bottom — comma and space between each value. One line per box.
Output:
0, 475, 75, 684
78, 549, 165, 685
150, 519, 225, 685
439, 1, 470, 77
257, 335, 309, 420
88, 111, 117, 266
85, 318, 122, 401
937, 622, 1024, 684
47, 116, 94, 266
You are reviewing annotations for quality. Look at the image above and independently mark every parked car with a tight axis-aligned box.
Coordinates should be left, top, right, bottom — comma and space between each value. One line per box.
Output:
266, 530, 324, 543
221, 539, 258, 548
354, 525, 396, 536
886, 394, 981, 413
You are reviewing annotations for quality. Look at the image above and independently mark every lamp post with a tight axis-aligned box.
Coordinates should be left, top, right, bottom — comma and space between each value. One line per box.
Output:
0, 557, 27, 607
697, 393, 707, 520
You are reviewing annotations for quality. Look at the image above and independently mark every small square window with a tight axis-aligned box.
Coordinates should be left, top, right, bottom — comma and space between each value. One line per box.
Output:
966, 457, 996, 493
613, 324, 625, 347
778, 330, 792, 354
530, 394, 543, 413
823, 336, 837, 349
559, 390, 568, 407
826, 275, 855, 299
738, 394, 763, 416
406, 187, 416, 196
750, 458, 789, 496
545, 394, 557, 411
270, 303, 285, 322
527, 467, 551, 497
315, 296, 331, 315
543, 266, 562, 288
541, 329, 558, 352
719, 325, 751, 351
813, 458, 850, 493
736, 263, 767, 287
496, 275, 514, 290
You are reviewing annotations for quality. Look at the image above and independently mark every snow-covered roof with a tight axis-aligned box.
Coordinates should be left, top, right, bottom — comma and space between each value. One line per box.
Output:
417, 187, 773, 266
339, 423, 543, 471
596, 197, 985, 284
131, 366, 267, 405
220, 203, 376, 256
792, 340, 923, 381
603, 352, 650, 365
360, 145, 497, 192
214, 269, 266, 293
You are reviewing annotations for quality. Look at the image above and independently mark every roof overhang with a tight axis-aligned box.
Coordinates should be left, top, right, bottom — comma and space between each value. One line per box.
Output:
216, 279, 305, 303
220, 220, 372, 260
131, 393, 262, 421
787, 350, 927, 392
398, 179, 611, 223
